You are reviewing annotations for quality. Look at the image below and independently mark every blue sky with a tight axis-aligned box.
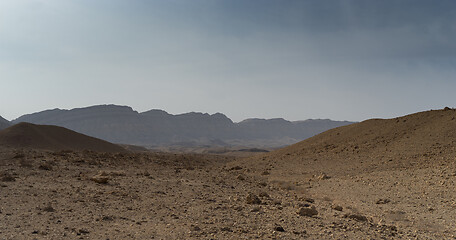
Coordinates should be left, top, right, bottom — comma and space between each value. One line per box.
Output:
1, 0, 455, 122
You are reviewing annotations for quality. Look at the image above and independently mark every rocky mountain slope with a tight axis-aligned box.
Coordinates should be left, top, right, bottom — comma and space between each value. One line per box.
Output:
228, 107, 456, 238
13, 105, 354, 147
0, 116, 10, 130
0, 122, 127, 153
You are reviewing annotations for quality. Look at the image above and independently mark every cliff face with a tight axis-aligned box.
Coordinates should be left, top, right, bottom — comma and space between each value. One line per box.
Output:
14, 105, 355, 147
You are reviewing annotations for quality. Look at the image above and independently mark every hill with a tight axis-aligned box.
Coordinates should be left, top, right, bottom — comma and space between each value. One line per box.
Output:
242, 107, 456, 177
0, 116, 10, 130
228, 108, 456, 237
0, 122, 127, 153
13, 105, 354, 148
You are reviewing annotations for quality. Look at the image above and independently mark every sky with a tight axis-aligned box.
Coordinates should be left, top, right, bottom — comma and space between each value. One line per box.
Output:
1, 0, 456, 122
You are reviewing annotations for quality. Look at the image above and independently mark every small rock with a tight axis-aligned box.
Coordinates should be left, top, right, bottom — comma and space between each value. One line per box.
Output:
317, 173, 331, 180
191, 225, 201, 231
274, 226, 285, 232
376, 199, 390, 204
42, 204, 55, 212
90, 175, 110, 184
272, 200, 281, 205
78, 229, 90, 234
246, 194, 262, 205
258, 182, 267, 187
297, 206, 318, 217
259, 192, 270, 198
332, 205, 343, 211
251, 206, 261, 212
102, 216, 114, 221
230, 166, 243, 171
38, 163, 53, 171
237, 175, 245, 181
1, 173, 15, 182
302, 197, 315, 203
345, 213, 368, 222
221, 227, 233, 232
298, 203, 311, 208
261, 170, 270, 175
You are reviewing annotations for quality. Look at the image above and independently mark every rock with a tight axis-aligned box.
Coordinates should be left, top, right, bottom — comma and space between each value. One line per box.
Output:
102, 215, 114, 221
246, 194, 262, 205
221, 227, 233, 232
42, 204, 55, 212
298, 203, 311, 208
251, 206, 261, 212
259, 192, 269, 198
376, 199, 390, 204
191, 225, 201, 231
1, 173, 15, 182
332, 205, 343, 211
274, 226, 285, 232
317, 173, 331, 180
299, 197, 314, 203
90, 175, 110, 184
38, 163, 53, 171
78, 229, 90, 234
297, 206, 318, 217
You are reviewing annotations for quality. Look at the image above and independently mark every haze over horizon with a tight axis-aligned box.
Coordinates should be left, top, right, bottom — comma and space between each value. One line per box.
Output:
1, 0, 455, 122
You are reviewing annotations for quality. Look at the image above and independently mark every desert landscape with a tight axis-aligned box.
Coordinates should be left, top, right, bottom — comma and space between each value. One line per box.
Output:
2, 1, 455, 239
2, 108, 456, 239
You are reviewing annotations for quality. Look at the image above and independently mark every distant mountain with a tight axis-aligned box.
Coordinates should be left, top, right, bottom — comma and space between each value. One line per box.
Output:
13, 105, 355, 148
0, 122, 127, 152
0, 116, 10, 130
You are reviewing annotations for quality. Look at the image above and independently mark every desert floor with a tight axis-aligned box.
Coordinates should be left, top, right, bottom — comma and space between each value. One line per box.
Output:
1, 147, 455, 239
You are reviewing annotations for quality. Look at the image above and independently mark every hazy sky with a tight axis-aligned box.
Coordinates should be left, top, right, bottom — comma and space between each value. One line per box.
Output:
1, 0, 455, 122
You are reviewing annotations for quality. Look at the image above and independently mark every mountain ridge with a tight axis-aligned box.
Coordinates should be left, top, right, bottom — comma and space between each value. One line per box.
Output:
13, 104, 355, 147
0, 116, 10, 130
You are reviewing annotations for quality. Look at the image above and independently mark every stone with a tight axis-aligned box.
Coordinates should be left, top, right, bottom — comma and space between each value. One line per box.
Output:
274, 226, 285, 232
297, 206, 318, 217
246, 194, 262, 205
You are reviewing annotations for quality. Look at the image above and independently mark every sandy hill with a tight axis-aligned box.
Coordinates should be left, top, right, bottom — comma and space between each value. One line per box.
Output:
238, 108, 456, 177
0, 122, 127, 153
0, 116, 10, 130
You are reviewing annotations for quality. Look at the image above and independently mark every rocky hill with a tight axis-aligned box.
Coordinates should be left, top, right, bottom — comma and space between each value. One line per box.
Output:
13, 105, 354, 147
228, 107, 456, 237
245, 107, 456, 176
0, 116, 10, 130
0, 122, 127, 153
